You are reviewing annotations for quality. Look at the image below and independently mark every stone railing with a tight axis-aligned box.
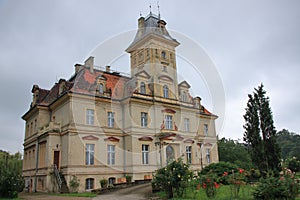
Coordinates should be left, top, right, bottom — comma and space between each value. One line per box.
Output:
39, 122, 61, 135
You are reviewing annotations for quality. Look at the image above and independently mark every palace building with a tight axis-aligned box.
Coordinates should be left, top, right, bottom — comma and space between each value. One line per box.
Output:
22, 11, 219, 192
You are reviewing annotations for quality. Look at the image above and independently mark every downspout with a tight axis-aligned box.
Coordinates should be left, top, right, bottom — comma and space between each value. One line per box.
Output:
122, 102, 126, 176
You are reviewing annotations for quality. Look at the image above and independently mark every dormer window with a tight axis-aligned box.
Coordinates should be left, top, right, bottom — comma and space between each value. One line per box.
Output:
182, 91, 187, 102
99, 83, 104, 94
161, 51, 166, 59
163, 85, 169, 98
140, 82, 146, 94
162, 66, 167, 72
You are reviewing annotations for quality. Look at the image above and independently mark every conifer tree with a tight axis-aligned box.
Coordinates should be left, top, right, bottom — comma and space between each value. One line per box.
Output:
243, 84, 281, 173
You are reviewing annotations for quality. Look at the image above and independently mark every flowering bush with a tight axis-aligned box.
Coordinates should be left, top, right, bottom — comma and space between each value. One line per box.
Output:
152, 159, 192, 198
225, 168, 246, 198
253, 169, 299, 200
198, 172, 220, 198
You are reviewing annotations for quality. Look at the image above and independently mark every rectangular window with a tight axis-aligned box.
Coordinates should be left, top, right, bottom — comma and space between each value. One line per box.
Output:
142, 144, 149, 165
85, 178, 94, 190
107, 112, 114, 127
85, 144, 94, 165
206, 149, 211, 164
165, 115, 173, 130
204, 124, 209, 136
186, 146, 192, 164
141, 112, 148, 127
86, 109, 94, 125
107, 145, 115, 165
184, 118, 190, 132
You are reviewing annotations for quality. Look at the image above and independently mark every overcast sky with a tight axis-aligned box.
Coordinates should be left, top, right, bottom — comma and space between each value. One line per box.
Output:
0, 0, 299, 153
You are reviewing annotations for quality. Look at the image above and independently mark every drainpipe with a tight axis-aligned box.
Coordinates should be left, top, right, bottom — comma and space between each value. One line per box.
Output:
122, 103, 126, 176
34, 137, 39, 192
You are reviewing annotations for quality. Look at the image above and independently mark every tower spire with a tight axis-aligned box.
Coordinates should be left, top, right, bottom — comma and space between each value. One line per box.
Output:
149, 3, 152, 15
157, 1, 160, 19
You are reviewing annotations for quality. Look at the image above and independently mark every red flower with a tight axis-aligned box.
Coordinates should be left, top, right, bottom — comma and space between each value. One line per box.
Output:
202, 183, 207, 189
223, 172, 228, 176
238, 168, 244, 174
214, 182, 220, 188
207, 178, 210, 183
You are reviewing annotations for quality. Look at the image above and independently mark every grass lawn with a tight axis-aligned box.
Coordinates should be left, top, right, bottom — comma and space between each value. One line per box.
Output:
52, 192, 97, 197
156, 184, 300, 200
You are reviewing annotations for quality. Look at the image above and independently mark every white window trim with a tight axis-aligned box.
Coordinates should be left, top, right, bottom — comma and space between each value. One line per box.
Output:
86, 109, 94, 125
142, 144, 149, 165
107, 145, 115, 165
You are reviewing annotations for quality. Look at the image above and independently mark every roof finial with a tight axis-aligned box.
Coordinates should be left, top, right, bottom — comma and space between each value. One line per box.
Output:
157, 1, 160, 19
149, 3, 152, 14
140, 11, 142, 17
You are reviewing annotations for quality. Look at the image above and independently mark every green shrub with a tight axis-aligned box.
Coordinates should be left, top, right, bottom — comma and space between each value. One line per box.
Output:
152, 158, 192, 198
100, 178, 108, 188
69, 175, 80, 193
253, 169, 298, 200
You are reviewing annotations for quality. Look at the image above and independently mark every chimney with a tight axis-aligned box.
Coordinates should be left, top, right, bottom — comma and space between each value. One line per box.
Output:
106, 65, 111, 73
138, 17, 145, 29
84, 56, 94, 73
138, 17, 145, 36
74, 64, 83, 73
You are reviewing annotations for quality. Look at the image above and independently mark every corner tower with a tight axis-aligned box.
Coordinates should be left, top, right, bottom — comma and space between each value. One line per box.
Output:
126, 12, 180, 100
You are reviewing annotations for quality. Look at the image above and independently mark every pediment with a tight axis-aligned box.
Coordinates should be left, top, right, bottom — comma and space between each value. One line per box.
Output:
184, 139, 195, 144
82, 135, 99, 141
138, 136, 153, 141
104, 136, 120, 142
178, 81, 191, 88
161, 108, 176, 114
158, 75, 173, 82
135, 70, 151, 79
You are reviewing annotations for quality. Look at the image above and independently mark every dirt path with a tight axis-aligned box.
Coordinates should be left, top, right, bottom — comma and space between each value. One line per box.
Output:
93, 183, 152, 200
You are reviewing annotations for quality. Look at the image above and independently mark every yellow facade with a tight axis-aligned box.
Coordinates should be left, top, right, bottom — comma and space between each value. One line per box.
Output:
22, 12, 219, 192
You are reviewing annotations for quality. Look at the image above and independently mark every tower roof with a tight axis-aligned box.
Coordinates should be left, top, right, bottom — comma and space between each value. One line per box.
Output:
126, 12, 179, 52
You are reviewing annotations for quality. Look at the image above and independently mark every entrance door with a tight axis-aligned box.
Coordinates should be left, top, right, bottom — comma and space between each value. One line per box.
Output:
53, 151, 60, 169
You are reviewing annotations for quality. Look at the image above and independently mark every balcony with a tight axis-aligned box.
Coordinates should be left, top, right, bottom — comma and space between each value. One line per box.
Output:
39, 122, 61, 135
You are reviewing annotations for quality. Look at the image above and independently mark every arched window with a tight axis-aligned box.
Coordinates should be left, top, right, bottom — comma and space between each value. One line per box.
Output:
161, 51, 166, 59
140, 82, 146, 94
166, 145, 175, 163
163, 85, 169, 98
99, 83, 104, 94
85, 178, 94, 190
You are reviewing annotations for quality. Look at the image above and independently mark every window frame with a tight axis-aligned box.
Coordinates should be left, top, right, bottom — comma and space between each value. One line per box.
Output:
142, 144, 149, 165
99, 83, 104, 94
163, 85, 169, 98
206, 148, 211, 164
86, 109, 94, 125
141, 112, 148, 127
204, 124, 209, 136
165, 115, 173, 130
184, 118, 190, 132
107, 144, 115, 165
140, 82, 146, 94
85, 178, 94, 190
186, 146, 192, 164
85, 144, 94, 165
107, 112, 115, 128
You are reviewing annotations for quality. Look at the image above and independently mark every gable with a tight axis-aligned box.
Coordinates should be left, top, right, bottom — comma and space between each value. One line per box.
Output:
178, 80, 191, 88
135, 70, 151, 79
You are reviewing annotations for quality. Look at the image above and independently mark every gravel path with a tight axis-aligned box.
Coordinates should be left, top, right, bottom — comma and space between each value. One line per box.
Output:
93, 183, 152, 200
19, 183, 153, 200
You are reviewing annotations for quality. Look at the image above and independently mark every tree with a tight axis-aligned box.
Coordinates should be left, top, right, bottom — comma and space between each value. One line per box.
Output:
0, 150, 24, 198
218, 137, 252, 169
243, 84, 281, 173
277, 129, 300, 160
